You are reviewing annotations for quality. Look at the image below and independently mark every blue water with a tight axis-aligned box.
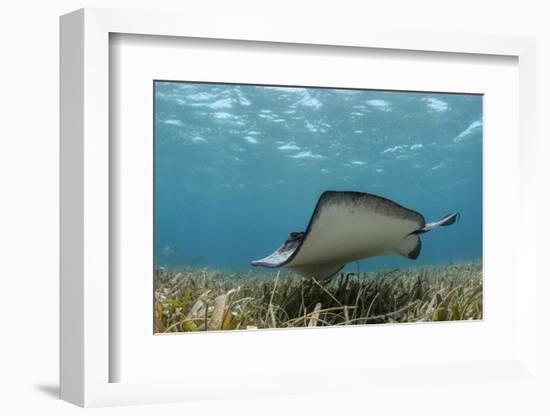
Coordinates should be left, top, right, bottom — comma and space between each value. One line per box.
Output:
154, 82, 482, 273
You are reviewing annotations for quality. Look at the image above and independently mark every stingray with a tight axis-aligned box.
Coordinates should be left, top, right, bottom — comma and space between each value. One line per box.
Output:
251, 191, 459, 280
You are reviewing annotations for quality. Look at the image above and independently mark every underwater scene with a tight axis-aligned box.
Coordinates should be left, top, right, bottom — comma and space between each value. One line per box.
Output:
154, 81, 483, 333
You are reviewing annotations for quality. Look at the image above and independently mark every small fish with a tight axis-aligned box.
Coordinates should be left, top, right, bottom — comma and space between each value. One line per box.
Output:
162, 244, 176, 256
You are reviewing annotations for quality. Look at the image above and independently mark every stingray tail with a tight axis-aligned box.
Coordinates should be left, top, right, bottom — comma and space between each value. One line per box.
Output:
415, 212, 460, 234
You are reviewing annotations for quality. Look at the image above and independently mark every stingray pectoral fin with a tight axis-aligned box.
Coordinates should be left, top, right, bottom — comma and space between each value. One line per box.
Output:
289, 263, 345, 280
436, 212, 460, 227
251, 247, 294, 268
417, 212, 460, 234
251, 232, 304, 268
285, 191, 425, 268
394, 235, 422, 259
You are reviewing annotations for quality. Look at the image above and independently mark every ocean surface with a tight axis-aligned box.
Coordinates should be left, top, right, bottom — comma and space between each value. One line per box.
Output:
154, 81, 482, 273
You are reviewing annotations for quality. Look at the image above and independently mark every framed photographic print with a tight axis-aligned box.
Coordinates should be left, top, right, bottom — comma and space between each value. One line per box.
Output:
60, 7, 539, 408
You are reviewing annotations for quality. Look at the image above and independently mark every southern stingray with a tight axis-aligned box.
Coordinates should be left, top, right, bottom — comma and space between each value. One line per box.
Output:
251, 191, 459, 280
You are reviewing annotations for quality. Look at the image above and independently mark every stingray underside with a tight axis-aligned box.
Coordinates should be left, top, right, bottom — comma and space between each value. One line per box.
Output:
251, 191, 426, 279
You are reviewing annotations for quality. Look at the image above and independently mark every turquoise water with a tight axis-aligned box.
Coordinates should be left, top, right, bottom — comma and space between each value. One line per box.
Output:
154, 81, 482, 273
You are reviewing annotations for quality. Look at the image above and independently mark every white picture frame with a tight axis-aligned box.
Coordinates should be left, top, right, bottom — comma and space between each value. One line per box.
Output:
60, 7, 538, 408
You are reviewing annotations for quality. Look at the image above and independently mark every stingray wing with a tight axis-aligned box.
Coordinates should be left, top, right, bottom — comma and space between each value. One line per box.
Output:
252, 191, 426, 279
250, 232, 304, 268
285, 191, 425, 270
